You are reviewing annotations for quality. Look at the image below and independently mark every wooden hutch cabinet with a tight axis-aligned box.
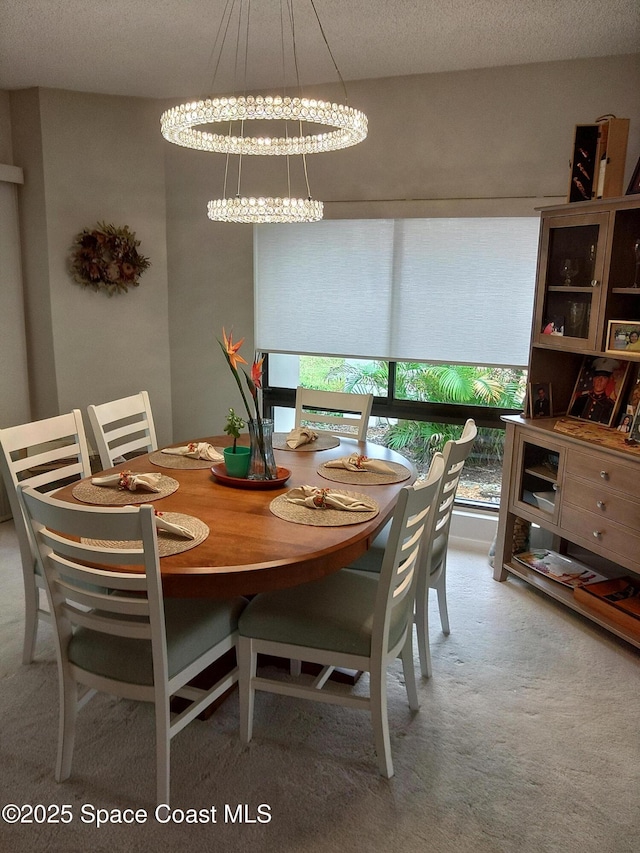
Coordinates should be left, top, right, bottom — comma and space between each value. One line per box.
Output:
494, 194, 640, 648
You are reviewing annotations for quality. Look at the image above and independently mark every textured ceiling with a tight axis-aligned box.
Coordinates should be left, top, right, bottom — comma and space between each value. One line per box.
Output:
0, 0, 638, 99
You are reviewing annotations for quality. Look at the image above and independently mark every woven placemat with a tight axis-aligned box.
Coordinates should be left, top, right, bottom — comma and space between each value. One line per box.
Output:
270, 491, 379, 526
149, 448, 225, 470
272, 432, 340, 451
72, 475, 179, 505
317, 460, 411, 485
82, 513, 209, 557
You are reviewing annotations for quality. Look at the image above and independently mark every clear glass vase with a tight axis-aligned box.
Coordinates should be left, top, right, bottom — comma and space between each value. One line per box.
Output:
247, 418, 278, 480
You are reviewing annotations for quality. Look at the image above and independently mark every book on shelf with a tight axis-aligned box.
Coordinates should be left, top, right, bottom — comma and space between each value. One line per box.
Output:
574, 577, 640, 636
512, 549, 609, 588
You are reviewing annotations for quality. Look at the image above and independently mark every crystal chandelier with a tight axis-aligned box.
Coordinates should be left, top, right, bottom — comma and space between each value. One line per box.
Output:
208, 196, 323, 223
161, 95, 367, 155
160, 0, 367, 224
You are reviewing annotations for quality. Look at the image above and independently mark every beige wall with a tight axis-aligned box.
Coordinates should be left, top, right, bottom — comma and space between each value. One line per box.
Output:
165, 53, 640, 438
0, 91, 30, 430
3, 53, 639, 444
8, 88, 172, 447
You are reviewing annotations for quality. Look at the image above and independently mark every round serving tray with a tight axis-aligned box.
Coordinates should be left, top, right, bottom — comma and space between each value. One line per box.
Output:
210, 464, 291, 489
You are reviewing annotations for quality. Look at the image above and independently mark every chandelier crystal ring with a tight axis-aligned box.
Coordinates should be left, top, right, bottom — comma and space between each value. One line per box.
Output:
208, 196, 324, 224
161, 96, 367, 155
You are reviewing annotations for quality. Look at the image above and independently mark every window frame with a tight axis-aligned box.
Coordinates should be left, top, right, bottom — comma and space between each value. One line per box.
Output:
262, 356, 521, 431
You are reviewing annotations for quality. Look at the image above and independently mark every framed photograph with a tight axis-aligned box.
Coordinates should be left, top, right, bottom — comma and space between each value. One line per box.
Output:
626, 155, 640, 195
528, 382, 553, 419
628, 406, 640, 443
615, 410, 634, 434
626, 365, 640, 419
567, 356, 631, 427
606, 320, 640, 355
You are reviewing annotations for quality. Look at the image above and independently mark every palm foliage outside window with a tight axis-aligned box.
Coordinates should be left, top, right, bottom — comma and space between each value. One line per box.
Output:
266, 355, 527, 507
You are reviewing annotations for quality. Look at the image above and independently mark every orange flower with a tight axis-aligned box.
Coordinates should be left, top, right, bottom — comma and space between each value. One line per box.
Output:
222, 327, 248, 372
251, 357, 264, 390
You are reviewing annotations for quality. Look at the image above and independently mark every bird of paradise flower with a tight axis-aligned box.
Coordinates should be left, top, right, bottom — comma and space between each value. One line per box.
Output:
218, 329, 274, 478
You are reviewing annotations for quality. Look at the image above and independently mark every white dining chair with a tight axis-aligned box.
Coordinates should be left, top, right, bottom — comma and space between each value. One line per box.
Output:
17, 484, 247, 806
237, 452, 445, 778
348, 419, 478, 678
87, 390, 158, 470
289, 386, 375, 675
294, 387, 373, 440
0, 410, 92, 664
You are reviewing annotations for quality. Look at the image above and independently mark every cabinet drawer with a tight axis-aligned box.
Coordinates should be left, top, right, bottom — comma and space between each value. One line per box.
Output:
562, 504, 640, 566
563, 477, 640, 529
566, 450, 636, 493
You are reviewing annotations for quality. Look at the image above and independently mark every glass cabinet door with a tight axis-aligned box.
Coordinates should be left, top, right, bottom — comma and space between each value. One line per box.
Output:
534, 212, 609, 349
512, 434, 563, 526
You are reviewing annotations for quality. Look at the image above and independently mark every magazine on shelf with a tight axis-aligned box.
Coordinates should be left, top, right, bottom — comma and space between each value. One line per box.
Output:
512, 549, 609, 588
574, 577, 640, 622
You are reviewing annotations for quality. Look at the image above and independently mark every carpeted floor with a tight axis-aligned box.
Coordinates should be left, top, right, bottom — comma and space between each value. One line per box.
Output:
0, 518, 637, 853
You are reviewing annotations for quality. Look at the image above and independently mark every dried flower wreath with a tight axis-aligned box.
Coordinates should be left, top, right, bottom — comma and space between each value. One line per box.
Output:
70, 222, 150, 294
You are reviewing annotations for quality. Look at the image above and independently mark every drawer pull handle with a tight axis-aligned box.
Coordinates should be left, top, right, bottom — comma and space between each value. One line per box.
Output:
596, 500, 606, 510
599, 470, 609, 480
590, 279, 600, 288
593, 530, 602, 540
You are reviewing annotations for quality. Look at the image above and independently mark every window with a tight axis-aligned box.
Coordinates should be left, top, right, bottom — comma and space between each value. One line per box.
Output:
256, 218, 538, 508
255, 217, 539, 367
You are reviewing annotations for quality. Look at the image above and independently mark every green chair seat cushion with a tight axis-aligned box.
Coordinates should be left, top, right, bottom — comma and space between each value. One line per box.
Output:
238, 569, 409, 657
348, 523, 446, 576
68, 596, 247, 686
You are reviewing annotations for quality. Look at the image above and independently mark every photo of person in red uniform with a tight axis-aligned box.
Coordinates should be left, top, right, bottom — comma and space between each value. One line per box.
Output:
568, 357, 629, 427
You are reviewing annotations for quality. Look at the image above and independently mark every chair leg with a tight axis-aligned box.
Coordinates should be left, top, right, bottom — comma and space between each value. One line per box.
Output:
369, 663, 393, 778
238, 636, 256, 745
55, 670, 78, 782
155, 700, 171, 806
436, 560, 450, 635
400, 632, 419, 712
22, 576, 40, 665
415, 571, 432, 679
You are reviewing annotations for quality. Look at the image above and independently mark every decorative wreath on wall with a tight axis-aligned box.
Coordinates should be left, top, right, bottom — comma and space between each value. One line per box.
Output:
70, 222, 151, 295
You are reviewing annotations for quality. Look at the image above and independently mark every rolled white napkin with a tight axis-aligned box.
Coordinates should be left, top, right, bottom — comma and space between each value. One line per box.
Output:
161, 442, 223, 463
286, 427, 318, 449
91, 471, 164, 492
285, 485, 376, 512
154, 512, 194, 540
324, 453, 395, 474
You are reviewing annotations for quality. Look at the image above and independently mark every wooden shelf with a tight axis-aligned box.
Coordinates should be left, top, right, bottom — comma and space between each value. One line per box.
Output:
504, 560, 640, 649
523, 464, 557, 482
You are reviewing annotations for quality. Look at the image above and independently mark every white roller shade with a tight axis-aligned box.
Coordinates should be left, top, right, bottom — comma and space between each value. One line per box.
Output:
255, 217, 538, 367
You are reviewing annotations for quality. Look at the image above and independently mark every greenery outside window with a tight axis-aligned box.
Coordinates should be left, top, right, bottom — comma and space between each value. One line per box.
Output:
263, 355, 527, 508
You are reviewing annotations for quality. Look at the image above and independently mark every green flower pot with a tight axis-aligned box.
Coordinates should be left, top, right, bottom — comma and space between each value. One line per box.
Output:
223, 445, 251, 478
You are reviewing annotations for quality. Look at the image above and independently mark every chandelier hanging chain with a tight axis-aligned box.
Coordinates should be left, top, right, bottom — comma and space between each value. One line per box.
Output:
161, 0, 367, 157
207, 0, 236, 98
309, 0, 348, 104
161, 0, 366, 222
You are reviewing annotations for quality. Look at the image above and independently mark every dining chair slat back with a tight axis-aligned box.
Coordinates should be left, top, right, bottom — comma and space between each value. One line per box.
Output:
87, 390, 158, 470
415, 417, 477, 677
0, 409, 91, 663
17, 484, 247, 806
346, 418, 477, 678
237, 451, 445, 778
294, 387, 373, 440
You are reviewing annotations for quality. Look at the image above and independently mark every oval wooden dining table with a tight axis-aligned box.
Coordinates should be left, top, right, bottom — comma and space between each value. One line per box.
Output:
55, 434, 416, 599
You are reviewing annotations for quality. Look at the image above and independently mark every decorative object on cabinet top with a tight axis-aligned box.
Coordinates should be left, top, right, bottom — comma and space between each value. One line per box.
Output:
70, 222, 150, 295
567, 116, 629, 203
626, 154, 640, 195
